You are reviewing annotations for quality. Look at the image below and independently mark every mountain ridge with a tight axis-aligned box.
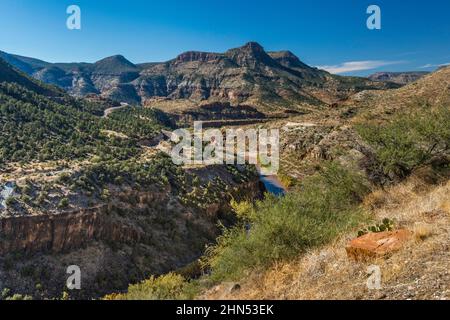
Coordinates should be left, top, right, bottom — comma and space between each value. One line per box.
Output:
1, 42, 394, 110
0, 58, 62, 96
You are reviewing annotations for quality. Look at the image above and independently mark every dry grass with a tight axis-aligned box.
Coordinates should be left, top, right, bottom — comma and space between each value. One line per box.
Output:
439, 200, 450, 215
201, 178, 450, 300
350, 66, 450, 123
413, 222, 434, 241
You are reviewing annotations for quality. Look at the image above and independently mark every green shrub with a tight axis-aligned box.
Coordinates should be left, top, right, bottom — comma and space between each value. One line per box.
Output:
101, 188, 110, 200
35, 192, 47, 205
20, 195, 32, 203
108, 273, 197, 300
58, 198, 69, 208
1, 288, 11, 299
203, 162, 370, 282
22, 184, 32, 195
58, 173, 71, 184
357, 104, 450, 179
5, 294, 32, 301
5, 196, 16, 207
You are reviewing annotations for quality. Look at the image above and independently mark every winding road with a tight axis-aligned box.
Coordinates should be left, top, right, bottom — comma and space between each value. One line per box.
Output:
103, 102, 130, 118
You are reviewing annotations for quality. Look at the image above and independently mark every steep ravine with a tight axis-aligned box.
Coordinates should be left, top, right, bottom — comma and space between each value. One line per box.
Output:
0, 168, 265, 299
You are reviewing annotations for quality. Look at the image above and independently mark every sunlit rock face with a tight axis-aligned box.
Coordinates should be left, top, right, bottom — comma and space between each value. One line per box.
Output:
0, 43, 392, 111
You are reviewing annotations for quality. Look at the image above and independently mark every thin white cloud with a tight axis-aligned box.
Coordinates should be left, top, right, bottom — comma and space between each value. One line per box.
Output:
419, 62, 450, 69
316, 60, 404, 74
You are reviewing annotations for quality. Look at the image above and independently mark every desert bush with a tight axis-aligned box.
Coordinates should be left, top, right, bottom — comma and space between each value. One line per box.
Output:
278, 173, 295, 189
57, 173, 71, 184
203, 162, 370, 282
58, 197, 69, 208
22, 184, 32, 195
1, 288, 11, 299
5, 294, 33, 301
357, 104, 450, 179
5, 196, 17, 207
106, 273, 197, 300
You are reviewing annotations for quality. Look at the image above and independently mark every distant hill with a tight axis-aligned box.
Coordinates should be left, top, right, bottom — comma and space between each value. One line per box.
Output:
92, 55, 139, 74
0, 50, 50, 74
1, 42, 394, 111
0, 59, 171, 163
368, 71, 430, 85
0, 57, 60, 96
350, 66, 450, 121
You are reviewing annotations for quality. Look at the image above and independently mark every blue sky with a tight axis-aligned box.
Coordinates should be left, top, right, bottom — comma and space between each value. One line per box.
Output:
0, 0, 449, 75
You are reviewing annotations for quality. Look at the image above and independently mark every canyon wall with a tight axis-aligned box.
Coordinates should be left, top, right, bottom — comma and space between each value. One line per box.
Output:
0, 176, 264, 298
0, 178, 264, 257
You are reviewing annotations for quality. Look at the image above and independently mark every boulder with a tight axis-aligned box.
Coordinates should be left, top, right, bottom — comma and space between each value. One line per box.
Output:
346, 230, 412, 261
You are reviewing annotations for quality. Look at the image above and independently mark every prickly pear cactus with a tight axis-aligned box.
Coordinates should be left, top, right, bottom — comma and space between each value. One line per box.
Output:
357, 218, 395, 237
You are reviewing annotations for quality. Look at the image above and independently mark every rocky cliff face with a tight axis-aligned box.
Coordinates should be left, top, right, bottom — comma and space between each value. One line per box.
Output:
0, 167, 265, 299
1, 43, 391, 111
0, 197, 152, 256
175, 51, 222, 63
0, 180, 262, 256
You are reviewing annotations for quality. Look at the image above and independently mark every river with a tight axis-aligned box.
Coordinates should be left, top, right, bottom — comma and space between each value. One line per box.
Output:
255, 163, 287, 196
259, 174, 287, 196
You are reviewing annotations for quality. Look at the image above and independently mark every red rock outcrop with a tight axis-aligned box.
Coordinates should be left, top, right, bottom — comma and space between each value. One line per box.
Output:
346, 230, 412, 261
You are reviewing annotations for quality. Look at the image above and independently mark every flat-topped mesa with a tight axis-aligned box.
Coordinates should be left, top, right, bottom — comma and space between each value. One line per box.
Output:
268, 50, 312, 70
175, 51, 222, 64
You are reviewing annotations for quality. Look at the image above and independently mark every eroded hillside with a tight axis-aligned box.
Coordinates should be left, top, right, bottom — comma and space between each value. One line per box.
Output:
202, 177, 450, 300
106, 66, 449, 301
0, 50, 448, 301
0, 59, 265, 299
1, 43, 394, 112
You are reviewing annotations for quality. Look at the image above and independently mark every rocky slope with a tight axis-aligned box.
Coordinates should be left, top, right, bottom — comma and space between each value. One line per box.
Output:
0, 59, 267, 299
0, 58, 61, 96
347, 66, 450, 121
193, 64, 450, 301
1, 43, 392, 111
0, 165, 264, 299
202, 178, 450, 300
